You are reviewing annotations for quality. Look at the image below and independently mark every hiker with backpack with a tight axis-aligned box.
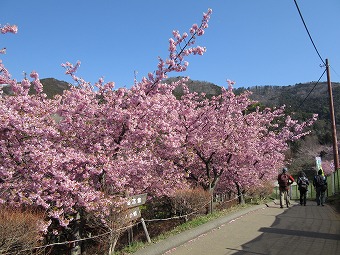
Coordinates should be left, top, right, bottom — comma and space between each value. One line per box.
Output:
277, 167, 295, 208
297, 171, 309, 206
313, 169, 327, 206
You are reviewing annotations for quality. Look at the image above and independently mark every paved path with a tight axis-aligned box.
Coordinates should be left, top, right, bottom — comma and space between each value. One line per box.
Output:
133, 200, 340, 255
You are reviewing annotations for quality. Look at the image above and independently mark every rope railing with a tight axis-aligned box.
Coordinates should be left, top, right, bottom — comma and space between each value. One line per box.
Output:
2, 194, 243, 254
1, 222, 137, 255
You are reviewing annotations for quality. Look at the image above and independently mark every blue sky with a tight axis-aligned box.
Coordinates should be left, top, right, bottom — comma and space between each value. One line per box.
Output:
1, 0, 340, 89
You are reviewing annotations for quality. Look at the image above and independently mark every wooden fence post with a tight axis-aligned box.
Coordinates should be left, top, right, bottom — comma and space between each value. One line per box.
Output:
141, 218, 151, 243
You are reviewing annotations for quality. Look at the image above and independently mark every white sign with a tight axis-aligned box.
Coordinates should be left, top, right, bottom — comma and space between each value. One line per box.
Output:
125, 207, 141, 220
315, 156, 322, 170
126, 193, 147, 208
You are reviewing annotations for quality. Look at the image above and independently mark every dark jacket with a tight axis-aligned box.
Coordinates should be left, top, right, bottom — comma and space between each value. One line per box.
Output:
313, 174, 327, 188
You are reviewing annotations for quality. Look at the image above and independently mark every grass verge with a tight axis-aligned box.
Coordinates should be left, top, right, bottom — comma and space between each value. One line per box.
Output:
116, 202, 256, 255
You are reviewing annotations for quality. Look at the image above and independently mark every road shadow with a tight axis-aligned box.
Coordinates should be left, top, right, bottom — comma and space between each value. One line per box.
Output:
225, 204, 340, 255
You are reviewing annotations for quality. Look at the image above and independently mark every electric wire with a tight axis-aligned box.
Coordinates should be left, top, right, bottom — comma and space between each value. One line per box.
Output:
293, 0, 325, 66
293, 0, 333, 110
297, 68, 326, 110
331, 65, 340, 80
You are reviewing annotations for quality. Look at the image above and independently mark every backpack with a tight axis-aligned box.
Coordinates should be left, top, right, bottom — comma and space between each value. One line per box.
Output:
278, 173, 289, 188
299, 177, 308, 191
315, 175, 327, 191
315, 175, 325, 186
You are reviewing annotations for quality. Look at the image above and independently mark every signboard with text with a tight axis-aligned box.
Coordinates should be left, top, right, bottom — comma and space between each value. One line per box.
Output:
125, 193, 147, 220
126, 193, 147, 208
126, 207, 141, 220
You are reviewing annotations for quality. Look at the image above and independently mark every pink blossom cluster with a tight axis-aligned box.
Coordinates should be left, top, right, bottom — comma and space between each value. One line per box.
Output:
321, 160, 335, 175
0, 23, 18, 56
0, 24, 18, 34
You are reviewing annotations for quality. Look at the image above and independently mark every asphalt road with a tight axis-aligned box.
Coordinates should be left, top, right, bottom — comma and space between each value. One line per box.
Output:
133, 200, 340, 255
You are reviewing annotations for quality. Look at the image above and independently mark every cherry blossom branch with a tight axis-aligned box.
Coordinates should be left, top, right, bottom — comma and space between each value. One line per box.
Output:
0, 24, 18, 34
144, 8, 212, 95
0, 24, 18, 56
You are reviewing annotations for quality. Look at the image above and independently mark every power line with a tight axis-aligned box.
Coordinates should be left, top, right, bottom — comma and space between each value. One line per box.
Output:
297, 68, 326, 110
293, 0, 325, 66
331, 65, 340, 81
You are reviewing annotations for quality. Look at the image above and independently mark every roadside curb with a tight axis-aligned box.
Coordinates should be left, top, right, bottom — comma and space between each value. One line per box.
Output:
132, 203, 270, 255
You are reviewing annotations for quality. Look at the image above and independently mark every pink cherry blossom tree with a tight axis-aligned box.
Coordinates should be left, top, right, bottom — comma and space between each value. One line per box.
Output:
1, 10, 213, 253
165, 80, 317, 204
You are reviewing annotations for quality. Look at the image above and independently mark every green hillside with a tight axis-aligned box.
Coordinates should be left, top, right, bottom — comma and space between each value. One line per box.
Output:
1, 78, 70, 99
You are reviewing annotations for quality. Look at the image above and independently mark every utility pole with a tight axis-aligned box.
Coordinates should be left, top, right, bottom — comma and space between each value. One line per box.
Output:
326, 58, 340, 191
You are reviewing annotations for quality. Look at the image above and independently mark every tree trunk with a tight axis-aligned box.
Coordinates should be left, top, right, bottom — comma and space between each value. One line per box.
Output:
208, 184, 215, 214
108, 232, 119, 255
235, 182, 245, 205
70, 212, 82, 255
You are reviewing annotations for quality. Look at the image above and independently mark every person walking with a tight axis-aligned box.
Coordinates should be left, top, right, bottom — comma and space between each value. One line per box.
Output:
313, 169, 327, 206
297, 171, 309, 206
277, 167, 295, 208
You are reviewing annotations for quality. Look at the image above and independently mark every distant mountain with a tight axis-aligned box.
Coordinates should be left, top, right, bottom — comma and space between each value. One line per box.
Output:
166, 76, 222, 99
35, 78, 71, 99
166, 77, 340, 123
234, 82, 340, 118
1, 78, 70, 99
